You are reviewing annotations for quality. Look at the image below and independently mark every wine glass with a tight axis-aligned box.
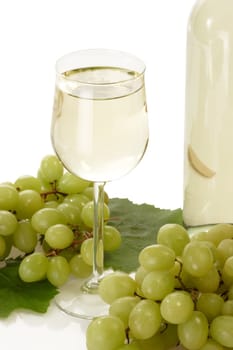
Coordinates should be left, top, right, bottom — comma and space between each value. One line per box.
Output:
51, 48, 149, 319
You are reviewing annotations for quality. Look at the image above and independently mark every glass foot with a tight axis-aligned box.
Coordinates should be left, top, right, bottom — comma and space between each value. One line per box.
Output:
54, 276, 109, 320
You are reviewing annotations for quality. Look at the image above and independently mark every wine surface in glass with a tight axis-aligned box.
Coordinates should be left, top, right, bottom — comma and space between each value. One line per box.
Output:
52, 66, 148, 182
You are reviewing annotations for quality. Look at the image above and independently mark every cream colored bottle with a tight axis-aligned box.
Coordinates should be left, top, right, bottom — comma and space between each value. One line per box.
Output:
183, 0, 233, 227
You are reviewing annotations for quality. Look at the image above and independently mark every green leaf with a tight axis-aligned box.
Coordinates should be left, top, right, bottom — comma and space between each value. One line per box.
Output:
0, 263, 58, 318
105, 198, 183, 273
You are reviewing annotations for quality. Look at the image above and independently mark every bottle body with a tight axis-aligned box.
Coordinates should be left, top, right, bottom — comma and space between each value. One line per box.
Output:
183, 0, 233, 226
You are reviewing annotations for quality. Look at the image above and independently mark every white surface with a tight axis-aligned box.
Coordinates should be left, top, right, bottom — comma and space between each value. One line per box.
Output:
0, 0, 195, 349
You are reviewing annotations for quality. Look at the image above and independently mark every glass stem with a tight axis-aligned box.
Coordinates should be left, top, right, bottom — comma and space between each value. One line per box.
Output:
92, 181, 105, 280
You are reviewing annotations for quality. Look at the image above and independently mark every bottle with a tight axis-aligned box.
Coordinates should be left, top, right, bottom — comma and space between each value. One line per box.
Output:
183, 0, 233, 227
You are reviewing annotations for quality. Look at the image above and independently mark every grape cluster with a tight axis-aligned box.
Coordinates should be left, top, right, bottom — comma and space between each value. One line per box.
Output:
86, 223, 233, 350
0, 155, 121, 287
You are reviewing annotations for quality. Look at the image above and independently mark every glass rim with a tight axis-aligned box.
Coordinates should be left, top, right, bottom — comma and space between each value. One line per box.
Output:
55, 48, 146, 86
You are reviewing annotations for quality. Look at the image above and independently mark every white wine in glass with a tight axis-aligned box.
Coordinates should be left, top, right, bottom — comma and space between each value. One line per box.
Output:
51, 49, 149, 319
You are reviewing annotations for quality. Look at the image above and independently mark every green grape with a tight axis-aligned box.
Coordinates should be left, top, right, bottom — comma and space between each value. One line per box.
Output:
16, 189, 44, 220
86, 315, 125, 350
47, 256, 70, 287
135, 265, 148, 285
19, 252, 48, 282
138, 244, 176, 271
45, 224, 74, 249
199, 338, 224, 350
14, 175, 41, 192
116, 344, 141, 350
63, 193, 90, 211
82, 186, 109, 204
39, 154, 64, 183
161, 323, 179, 349
205, 224, 233, 246
69, 254, 92, 278
109, 296, 140, 328
210, 315, 233, 348
128, 299, 161, 340
81, 201, 110, 228
141, 270, 175, 300
217, 239, 233, 265
31, 207, 66, 234
44, 200, 59, 208
98, 271, 136, 304
58, 172, 90, 194
103, 225, 122, 251
196, 293, 224, 322
160, 290, 194, 324
223, 256, 233, 277
192, 265, 220, 293
221, 300, 233, 316
137, 331, 166, 350
157, 223, 190, 256
13, 220, 38, 253
57, 202, 81, 225
0, 183, 19, 210
178, 311, 209, 350
80, 238, 103, 267
190, 230, 208, 242
0, 210, 18, 236
0, 235, 6, 258
0, 234, 13, 259
182, 241, 214, 277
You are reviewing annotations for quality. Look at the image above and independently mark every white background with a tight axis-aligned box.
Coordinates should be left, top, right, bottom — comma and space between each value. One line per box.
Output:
0, 0, 196, 211
0, 1, 195, 349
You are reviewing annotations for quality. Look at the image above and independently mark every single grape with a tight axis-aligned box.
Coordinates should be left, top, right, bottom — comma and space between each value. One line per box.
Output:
223, 256, 233, 277
0, 183, 19, 210
80, 237, 103, 267
161, 323, 179, 350
182, 241, 214, 277
210, 315, 233, 348
157, 223, 190, 256
0, 210, 18, 236
109, 296, 140, 328
14, 175, 41, 192
138, 244, 176, 271
136, 331, 166, 350
47, 256, 70, 287
63, 193, 90, 211
178, 311, 209, 350
31, 207, 66, 234
160, 290, 194, 324
0, 235, 6, 258
57, 202, 82, 225
141, 270, 175, 300
58, 172, 90, 194
81, 200, 110, 228
15, 189, 44, 220
199, 338, 224, 350
98, 271, 136, 304
221, 300, 233, 316
86, 315, 125, 350
103, 225, 122, 251
135, 265, 148, 285
205, 224, 233, 246
13, 220, 38, 253
128, 299, 161, 340
69, 254, 92, 278
19, 252, 48, 282
192, 265, 220, 293
39, 155, 64, 183
0, 234, 13, 259
217, 239, 233, 265
196, 293, 224, 322
44, 200, 59, 208
45, 224, 74, 249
